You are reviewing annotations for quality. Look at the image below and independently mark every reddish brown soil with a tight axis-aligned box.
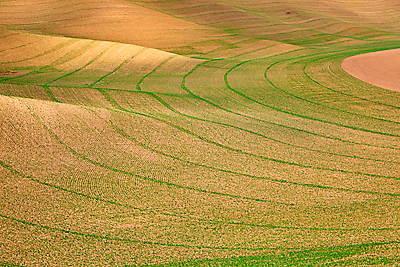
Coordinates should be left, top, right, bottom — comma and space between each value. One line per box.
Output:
342, 48, 400, 92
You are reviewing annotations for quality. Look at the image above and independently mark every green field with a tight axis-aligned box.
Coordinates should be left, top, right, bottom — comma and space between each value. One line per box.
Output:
0, 0, 399, 266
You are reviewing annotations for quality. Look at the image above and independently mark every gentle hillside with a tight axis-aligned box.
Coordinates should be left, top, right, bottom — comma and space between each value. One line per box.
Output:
0, 0, 220, 50
0, 0, 399, 266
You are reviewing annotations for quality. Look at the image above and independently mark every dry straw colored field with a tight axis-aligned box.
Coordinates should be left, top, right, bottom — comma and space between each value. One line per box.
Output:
0, 0, 400, 266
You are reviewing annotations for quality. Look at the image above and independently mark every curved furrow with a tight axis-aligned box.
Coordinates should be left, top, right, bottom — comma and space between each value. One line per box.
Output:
9, 89, 396, 213
328, 55, 400, 106
135, 56, 177, 91
0, 214, 248, 250
19, 98, 294, 206
155, 240, 400, 266
3, 97, 399, 239
303, 55, 400, 110
1, 0, 400, 265
0, 30, 42, 53
4, 116, 398, 234
2, 213, 400, 255
0, 96, 316, 232
87, 47, 146, 89
225, 46, 400, 110
106, 111, 400, 196
181, 56, 399, 150
5, 156, 399, 233
129, 50, 398, 164
139, 90, 399, 164
212, 2, 390, 44
0, 30, 396, 199
0, 159, 144, 212
47, 43, 152, 88
144, 1, 389, 47
45, 42, 114, 86
2, 105, 297, 233
230, 0, 400, 35
94, 48, 180, 91
0, 35, 74, 65
0, 38, 97, 85
283, 52, 400, 114
279, 57, 400, 124
263, 60, 400, 136
94, 90, 400, 195
23, 51, 398, 178
128, 92, 400, 179
14, 69, 394, 197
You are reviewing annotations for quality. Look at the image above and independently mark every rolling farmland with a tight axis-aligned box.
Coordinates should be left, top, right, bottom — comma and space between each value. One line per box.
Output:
0, 0, 399, 266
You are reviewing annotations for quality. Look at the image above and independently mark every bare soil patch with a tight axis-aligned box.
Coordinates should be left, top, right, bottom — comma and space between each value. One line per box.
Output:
342, 48, 400, 92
